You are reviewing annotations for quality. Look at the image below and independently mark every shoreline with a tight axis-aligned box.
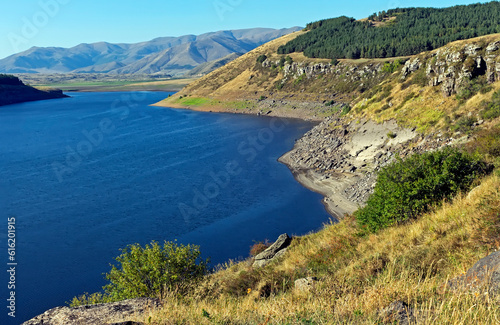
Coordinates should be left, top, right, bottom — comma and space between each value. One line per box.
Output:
278, 152, 360, 220
152, 99, 326, 122
154, 99, 367, 220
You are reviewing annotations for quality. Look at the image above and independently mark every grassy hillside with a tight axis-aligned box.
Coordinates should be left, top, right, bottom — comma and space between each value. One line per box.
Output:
137, 170, 500, 324
144, 28, 500, 324
157, 31, 500, 136
52, 7, 500, 324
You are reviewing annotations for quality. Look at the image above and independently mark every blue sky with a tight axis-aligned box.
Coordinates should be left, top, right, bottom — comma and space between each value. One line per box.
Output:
0, 0, 491, 59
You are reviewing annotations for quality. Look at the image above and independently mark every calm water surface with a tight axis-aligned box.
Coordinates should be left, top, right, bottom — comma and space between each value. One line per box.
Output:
0, 92, 331, 323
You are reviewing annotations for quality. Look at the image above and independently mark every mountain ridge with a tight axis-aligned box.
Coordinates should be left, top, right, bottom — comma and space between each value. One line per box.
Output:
0, 27, 301, 76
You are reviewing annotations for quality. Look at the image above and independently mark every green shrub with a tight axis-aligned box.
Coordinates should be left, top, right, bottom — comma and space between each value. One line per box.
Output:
456, 76, 489, 102
410, 69, 428, 87
278, 57, 286, 68
387, 131, 397, 139
341, 105, 351, 116
256, 54, 268, 64
355, 148, 489, 232
71, 241, 208, 306
104, 241, 208, 300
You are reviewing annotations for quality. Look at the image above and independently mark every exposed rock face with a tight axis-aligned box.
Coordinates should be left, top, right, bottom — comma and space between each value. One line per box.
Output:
280, 114, 466, 217
401, 58, 421, 79
22, 298, 160, 325
253, 233, 292, 267
282, 116, 419, 205
402, 40, 500, 96
263, 58, 383, 83
447, 251, 500, 295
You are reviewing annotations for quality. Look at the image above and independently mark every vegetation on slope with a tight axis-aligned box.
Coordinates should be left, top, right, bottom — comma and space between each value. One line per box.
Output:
146, 171, 500, 323
356, 148, 490, 232
278, 2, 500, 59
69, 131, 500, 323
0, 74, 67, 106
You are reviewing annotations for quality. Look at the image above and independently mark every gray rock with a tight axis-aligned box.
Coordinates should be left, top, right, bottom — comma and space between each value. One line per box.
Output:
294, 277, 318, 291
22, 298, 160, 325
464, 44, 482, 56
486, 41, 500, 53
379, 301, 416, 325
253, 233, 292, 267
447, 251, 500, 295
401, 58, 421, 79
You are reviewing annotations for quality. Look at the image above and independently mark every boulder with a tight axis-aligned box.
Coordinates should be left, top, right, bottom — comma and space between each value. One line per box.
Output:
294, 277, 318, 291
22, 298, 160, 325
253, 233, 292, 267
447, 251, 500, 295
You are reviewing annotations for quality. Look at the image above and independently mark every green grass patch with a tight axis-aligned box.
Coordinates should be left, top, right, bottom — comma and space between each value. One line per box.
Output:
176, 97, 210, 106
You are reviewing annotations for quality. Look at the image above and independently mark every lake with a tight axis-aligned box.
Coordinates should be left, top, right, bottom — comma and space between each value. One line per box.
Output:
0, 92, 331, 323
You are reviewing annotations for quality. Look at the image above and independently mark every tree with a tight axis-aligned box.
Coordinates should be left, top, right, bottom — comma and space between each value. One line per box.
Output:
104, 241, 209, 300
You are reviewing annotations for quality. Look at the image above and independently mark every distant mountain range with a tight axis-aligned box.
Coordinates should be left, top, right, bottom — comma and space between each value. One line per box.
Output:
0, 27, 301, 76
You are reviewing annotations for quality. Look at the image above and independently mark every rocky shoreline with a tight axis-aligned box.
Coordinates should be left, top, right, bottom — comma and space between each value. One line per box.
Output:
278, 114, 470, 220
157, 98, 469, 221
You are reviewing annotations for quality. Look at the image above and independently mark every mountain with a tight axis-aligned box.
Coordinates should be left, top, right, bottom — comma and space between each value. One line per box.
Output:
0, 27, 301, 76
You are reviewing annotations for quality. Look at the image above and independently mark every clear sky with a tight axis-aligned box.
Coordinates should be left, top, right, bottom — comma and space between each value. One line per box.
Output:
0, 0, 491, 59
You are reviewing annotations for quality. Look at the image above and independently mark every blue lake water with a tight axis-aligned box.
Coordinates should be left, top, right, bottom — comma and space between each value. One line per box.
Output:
0, 92, 331, 323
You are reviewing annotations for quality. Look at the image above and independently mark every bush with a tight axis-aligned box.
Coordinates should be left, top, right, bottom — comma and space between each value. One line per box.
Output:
104, 241, 208, 301
452, 116, 476, 133
341, 105, 351, 116
256, 54, 267, 64
71, 241, 208, 306
278, 57, 286, 68
355, 148, 489, 232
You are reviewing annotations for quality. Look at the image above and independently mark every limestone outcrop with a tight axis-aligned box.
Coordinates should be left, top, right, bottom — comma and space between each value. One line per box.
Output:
22, 298, 160, 325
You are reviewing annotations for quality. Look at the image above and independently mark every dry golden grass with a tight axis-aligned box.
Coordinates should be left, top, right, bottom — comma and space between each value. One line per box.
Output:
142, 173, 500, 324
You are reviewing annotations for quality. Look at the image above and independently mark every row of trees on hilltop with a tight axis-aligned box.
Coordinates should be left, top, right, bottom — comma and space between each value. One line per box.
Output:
278, 2, 500, 59
0, 74, 23, 86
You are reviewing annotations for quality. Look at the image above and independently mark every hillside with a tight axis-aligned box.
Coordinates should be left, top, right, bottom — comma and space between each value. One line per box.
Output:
0, 74, 67, 106
157, 31, 500, 129
0, 28, 301, 76
278, 2, 500, 59
21, 4, 500, 323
